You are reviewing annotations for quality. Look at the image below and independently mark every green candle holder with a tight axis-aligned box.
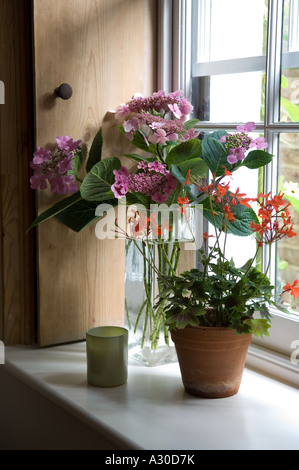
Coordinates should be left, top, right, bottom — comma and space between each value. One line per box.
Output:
86, 326, 128, 387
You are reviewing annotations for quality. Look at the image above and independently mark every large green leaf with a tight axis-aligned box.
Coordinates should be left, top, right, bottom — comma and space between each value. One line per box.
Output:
122, 153, 155, 163
177, 157, 208, 179
202, 196, 259, 237
166, 183, 184, 206
201, 130, 229, 176
80, 157, 121, 201
28, 192, 82, 230
55, 198, 117, 232
86, 128, 103, 172
170, 164, 194, 200
241, 149, 273, 170
125, 191, 150, 208
165, 138, 202, 167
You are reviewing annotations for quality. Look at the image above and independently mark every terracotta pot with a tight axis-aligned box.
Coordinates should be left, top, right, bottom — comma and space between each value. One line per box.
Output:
171, 326, 252, 398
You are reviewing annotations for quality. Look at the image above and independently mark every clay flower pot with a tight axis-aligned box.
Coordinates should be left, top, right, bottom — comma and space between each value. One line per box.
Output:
171, 325, 252, 398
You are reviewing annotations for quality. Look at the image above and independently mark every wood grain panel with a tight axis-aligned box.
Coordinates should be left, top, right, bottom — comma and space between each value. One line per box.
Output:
33, 0, 157, 345
0, 0, 35, 345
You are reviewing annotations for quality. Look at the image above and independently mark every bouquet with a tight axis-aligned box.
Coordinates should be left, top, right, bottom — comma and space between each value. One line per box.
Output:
29, 90, 298, 348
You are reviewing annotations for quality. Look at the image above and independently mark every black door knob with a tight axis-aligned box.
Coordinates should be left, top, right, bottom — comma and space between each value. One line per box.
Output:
54, 83, 73, 100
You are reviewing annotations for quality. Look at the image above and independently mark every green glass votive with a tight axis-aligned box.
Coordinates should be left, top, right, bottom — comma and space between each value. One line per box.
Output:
86, 326, 128, 387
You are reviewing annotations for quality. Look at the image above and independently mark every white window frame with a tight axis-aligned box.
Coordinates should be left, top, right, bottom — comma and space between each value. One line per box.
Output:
158, 0, 299, 386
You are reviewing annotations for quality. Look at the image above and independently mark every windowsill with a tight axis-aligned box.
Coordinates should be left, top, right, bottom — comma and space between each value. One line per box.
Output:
2, 342, 299, 450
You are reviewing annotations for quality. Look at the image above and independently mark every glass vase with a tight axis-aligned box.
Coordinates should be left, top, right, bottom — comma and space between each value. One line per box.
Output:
124, 204, 197, 366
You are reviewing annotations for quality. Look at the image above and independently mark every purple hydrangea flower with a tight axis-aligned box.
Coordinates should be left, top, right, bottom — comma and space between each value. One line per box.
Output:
30, 136, 81, 194
111, 162, 178, 202
114, 90, 196, 146
220, 122, 269, 165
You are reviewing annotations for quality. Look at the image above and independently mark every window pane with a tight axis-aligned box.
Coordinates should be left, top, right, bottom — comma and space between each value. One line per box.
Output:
280, 68, 299, 122
197, 0, 268, 62
280, 1, 299, 122
222, 166, 261, 268
192, 72, 264, 123
277, 133, 299, 311
282, 0, 299, 53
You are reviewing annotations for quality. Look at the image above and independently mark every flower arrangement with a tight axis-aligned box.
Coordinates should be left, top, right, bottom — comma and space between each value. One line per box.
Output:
29, 90, 298, 349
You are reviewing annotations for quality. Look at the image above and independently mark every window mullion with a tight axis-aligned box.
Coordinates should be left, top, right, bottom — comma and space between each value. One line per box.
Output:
263, 0, 284, 281
264, 0, 284, 127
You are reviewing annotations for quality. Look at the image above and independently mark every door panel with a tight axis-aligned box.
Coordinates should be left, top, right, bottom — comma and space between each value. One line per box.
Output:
33, 0, 157, 345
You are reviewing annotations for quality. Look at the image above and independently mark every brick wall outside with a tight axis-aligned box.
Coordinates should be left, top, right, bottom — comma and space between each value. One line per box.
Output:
277, 68, 299, 309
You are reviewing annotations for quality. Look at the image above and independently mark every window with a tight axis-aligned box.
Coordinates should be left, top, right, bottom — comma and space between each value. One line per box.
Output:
175, 0, 299, 381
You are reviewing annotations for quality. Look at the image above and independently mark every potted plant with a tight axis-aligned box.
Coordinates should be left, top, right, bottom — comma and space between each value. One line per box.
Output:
155, 125, 298, 398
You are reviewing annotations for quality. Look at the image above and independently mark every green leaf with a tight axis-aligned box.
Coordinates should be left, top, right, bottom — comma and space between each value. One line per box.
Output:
80, 157, 121, 202
125, 191, 150, 208
243, 318, 271, 337
170, 164, 187, 184
170, 165, 194, 200
166, 308, 200, 330
55, 198, 108, 232
241, 149, 273, 169
166, 182, 184, 206
122, 153, 155, 163
285, 194, 299, 213
183, 119, 200, 130
86, 128, 103, 172
281, 96, 299, 122
177, 157, 208, 179
67, 148, 83, 179
202, 197, 259, 237
166, 138, 202, 167
28, 192, 82, 230
201, 131, 229, 176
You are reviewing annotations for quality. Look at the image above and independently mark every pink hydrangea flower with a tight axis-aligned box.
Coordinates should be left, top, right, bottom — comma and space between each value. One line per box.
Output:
56, 135, 82, 152
32, 146, 51, 165
220, 122, 269, 165
148, 128, 168, 145
168, 103, 182, 119
115, 90, 195, 146
111, 162, 178, 202
227, 148, 246, 164
111, 166, 130, 199
250, 136, 269, 149
237, 122, 256, 133
30, 136, 81, 194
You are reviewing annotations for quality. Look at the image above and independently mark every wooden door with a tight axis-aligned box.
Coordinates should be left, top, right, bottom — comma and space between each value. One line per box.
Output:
0, 0, 35, 345
33, 0, 157, 345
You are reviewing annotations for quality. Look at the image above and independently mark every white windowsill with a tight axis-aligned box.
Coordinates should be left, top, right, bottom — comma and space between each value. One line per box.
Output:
1, 342, 299, 450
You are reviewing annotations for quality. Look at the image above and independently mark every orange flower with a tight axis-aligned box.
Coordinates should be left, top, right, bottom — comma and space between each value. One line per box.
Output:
202, 232, 215, 241
222, 166, 232, 177
223, 204, 235, 221
283, 280, 299, 298
177, 196, 190, 205
183, 169, 192, 186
